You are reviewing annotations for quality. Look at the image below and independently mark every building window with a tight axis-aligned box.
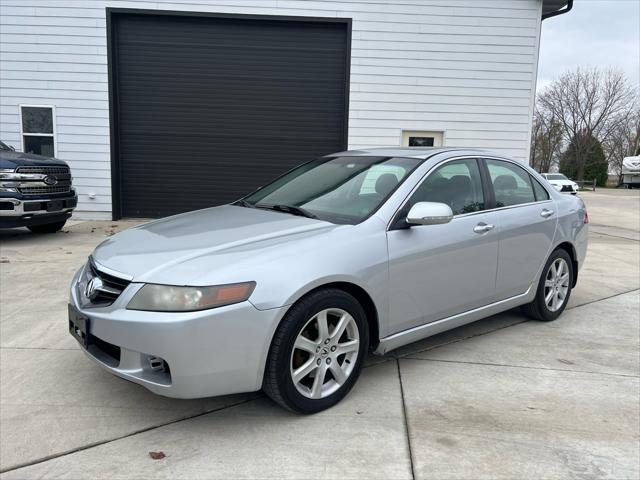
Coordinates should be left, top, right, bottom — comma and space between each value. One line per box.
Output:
401, 130, 444, 148
20, 106, 56, 157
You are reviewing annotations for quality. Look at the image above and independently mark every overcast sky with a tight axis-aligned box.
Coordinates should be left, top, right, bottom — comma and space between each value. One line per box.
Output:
537, 0, 640, 91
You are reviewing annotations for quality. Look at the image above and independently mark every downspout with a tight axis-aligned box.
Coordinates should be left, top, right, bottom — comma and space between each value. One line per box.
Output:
542, 0, 573, 20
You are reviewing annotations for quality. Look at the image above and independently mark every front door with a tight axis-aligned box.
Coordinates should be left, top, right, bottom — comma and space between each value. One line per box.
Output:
386, 158, 499, 334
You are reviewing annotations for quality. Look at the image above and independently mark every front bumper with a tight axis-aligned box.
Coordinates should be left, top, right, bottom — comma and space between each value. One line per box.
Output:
0, 194, 77, 227
69, 265, 287, 398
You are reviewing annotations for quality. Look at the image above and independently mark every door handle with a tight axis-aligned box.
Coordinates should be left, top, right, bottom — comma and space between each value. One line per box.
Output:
540, 209, 555, 218
473, 222, 495, 234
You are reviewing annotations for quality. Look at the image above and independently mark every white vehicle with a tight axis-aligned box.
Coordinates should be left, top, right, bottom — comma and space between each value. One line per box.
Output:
622, 156, 640, 188
541, 173, 579, 194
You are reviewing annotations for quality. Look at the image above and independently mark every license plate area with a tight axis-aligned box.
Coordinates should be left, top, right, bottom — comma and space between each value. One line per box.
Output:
47, 200, 64, 212
68, 304, 90, 348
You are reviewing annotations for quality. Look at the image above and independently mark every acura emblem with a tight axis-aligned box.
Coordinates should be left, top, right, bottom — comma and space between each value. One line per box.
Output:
43, 175, 58, 186
85, 276, 103, 300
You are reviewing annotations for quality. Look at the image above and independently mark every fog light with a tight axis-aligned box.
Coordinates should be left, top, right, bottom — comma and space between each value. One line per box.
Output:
147, 355, 169, 373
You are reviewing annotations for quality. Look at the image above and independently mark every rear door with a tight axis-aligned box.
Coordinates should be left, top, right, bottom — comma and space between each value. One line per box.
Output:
483, 158, 557, 301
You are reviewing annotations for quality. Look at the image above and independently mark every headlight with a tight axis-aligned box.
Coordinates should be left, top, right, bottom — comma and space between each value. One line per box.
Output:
0, 169, 17, 192
127, 282, 256, 312
553, 184, 562, 191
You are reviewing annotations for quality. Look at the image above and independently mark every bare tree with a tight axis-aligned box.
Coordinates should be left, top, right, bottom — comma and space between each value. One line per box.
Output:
537, 67, 635, 181
529, 105, 563, 172
604, 107, 640, 184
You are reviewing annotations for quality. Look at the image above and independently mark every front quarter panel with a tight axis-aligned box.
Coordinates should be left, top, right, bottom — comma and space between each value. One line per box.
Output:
169, 217, 391, 335
251, 218, 389, 316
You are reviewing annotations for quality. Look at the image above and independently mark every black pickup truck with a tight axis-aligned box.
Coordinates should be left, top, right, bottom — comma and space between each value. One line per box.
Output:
0, 141, 77, 233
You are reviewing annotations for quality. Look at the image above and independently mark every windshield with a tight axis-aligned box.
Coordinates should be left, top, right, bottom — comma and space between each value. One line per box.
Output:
546, 174, 569, 181
241, 156, 421, 224
0, 141, 11, 151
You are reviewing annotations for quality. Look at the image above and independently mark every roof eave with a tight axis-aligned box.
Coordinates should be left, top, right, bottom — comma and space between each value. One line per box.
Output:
542, 0, 573, 20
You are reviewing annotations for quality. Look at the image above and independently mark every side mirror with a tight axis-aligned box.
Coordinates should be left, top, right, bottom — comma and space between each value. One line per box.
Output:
406, 202, 453, 226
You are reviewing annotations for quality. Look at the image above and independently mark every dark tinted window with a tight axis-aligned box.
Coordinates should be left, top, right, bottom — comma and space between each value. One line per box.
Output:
408, 136, 434, 147
23, 136, 54, 157
21, 107, 53, 134
409, 159, 485, 215
21, 106, 55, 157
486, 159, 535, 207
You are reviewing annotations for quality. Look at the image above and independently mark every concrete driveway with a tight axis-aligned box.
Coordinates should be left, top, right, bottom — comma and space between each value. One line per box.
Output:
1, 189, 638, 479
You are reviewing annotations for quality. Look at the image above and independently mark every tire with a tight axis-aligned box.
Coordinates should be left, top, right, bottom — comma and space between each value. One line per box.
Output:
522, 248, 573, 321
263, 288, 369, 414
28, 220, 66, 234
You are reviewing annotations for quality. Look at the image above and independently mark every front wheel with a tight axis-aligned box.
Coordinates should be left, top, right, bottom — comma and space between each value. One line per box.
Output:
28, 220, 66, 234
522, 248, 573, 321
263, 289, 369, 414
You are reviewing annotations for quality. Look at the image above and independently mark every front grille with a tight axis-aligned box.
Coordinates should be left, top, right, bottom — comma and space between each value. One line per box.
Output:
15, 166, 72, 195
561, 185, 573, 192
16, 166, 70, 175
87, 259, 131, 306
89, 333, 121, 366
19, 186, 71, 195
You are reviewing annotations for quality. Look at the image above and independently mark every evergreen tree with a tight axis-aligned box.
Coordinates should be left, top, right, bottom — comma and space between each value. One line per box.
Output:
560, 132, 609, 186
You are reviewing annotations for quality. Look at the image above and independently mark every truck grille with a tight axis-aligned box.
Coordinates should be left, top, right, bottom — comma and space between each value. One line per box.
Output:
19, 186, 71, 195
86, 259, 131, 306
16, 166, 72, 195
16, 166, 70, 175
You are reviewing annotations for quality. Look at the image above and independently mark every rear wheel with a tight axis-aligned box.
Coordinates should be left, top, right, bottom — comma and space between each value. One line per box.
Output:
28, 220, 66, 234
263, 289, 368, 414
522, 248, 573, 321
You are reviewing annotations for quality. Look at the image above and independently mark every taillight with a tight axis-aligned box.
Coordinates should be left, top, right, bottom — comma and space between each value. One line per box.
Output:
584, 210, 589, 224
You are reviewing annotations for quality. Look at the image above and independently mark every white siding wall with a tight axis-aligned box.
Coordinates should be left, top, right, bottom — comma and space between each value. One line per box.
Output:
0, 0, 543, 219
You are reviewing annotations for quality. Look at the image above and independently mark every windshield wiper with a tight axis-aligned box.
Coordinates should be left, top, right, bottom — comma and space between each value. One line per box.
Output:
255, 203, 317, 219
233, 199, 255, 208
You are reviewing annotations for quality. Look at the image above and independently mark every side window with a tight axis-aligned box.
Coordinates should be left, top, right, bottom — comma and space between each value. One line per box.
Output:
486, 159, 535, 207
409, 159, 484, 215
21, 106, 56, 157
531, 176, 550, 201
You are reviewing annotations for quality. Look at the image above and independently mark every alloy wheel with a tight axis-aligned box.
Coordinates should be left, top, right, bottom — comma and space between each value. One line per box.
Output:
289, 308, 360, 399
544, 258, 570, 312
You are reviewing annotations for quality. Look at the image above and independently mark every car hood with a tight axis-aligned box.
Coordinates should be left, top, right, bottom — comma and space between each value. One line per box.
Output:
0, 150, 68, 169
92, 205, 338, 283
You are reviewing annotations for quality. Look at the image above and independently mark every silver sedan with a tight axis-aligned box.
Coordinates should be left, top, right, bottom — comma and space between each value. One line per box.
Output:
69, 148, 588, 413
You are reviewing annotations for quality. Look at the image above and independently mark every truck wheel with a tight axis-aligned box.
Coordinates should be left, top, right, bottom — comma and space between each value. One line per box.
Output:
28, 220, 66, 234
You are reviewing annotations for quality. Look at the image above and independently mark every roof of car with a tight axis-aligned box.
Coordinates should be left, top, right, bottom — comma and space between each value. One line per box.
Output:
326, 147, 501, 161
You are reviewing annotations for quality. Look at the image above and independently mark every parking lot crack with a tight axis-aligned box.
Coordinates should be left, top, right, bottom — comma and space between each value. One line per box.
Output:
396, 359, 416, 480
0, 346, 78, 351
0, 396, 259, 474
394, 289, 639, 360
402, 357, 639, 378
